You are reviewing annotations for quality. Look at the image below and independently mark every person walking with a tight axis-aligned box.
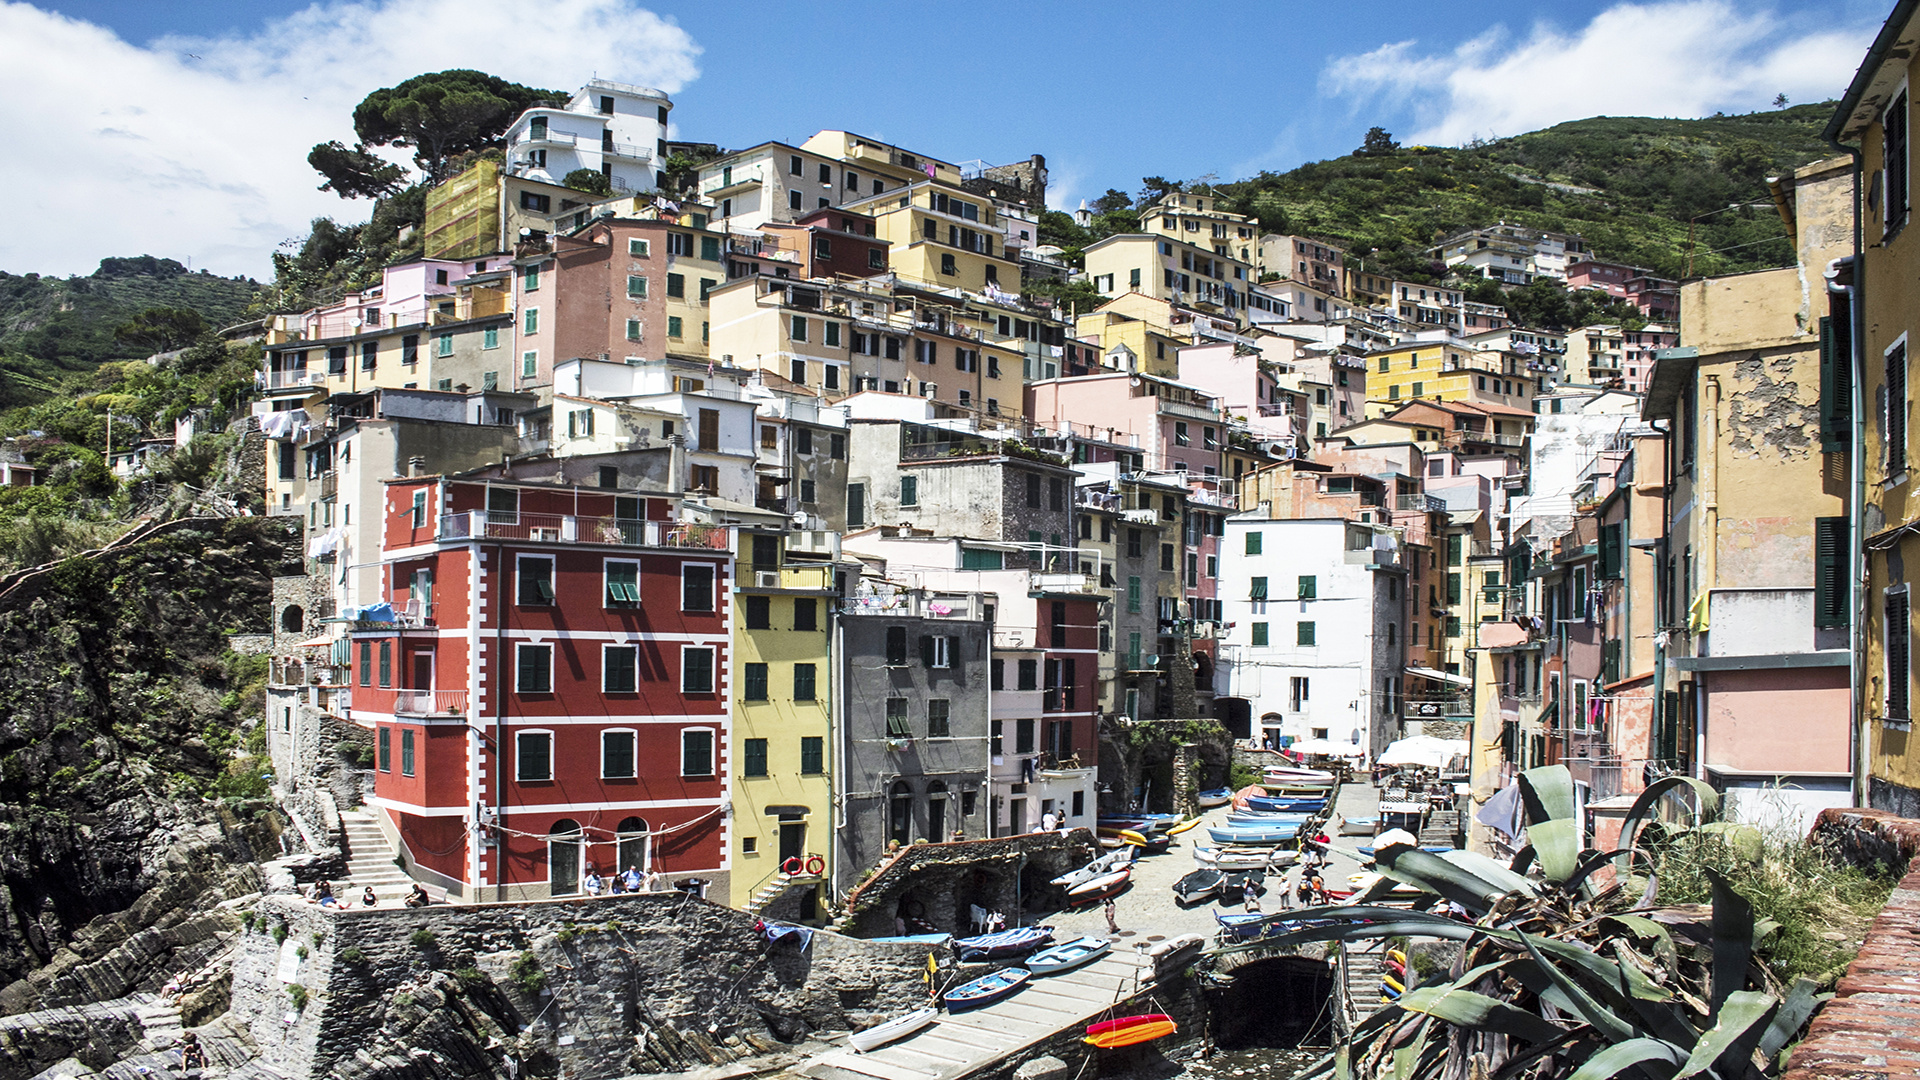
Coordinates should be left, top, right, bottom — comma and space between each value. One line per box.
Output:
1103, 895, 1119, 935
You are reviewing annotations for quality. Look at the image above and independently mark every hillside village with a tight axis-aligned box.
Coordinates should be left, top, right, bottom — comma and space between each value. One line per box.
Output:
14, 5, 1920, 1079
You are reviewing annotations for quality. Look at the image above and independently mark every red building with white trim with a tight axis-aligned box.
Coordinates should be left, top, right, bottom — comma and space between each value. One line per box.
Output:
350, 474, 735, 902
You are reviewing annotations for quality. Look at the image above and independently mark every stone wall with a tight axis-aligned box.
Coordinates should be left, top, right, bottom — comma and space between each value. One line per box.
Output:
231, 892, 946, 1080
839, 830, 1097, 938
1782, 809, 1920, 1080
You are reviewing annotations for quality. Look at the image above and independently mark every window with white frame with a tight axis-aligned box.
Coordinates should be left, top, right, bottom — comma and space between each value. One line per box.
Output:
601, 728, 637, 778
516, 643, 553, 694
927, 635, 952, 669
516, 729, 553, 781
681, 728, 715, 776
603, 643, 639, 693
605, 560, 640, 606
517, 555, 555, 605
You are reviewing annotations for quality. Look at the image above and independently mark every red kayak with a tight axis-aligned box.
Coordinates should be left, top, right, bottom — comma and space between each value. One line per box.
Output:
1087, 1012, 1173, 1037
1086, 1013, 1177, 1048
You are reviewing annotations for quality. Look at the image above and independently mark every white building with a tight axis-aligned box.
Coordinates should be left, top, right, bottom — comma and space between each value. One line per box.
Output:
1216, 516, 1407, 758
502, 79, 670, 197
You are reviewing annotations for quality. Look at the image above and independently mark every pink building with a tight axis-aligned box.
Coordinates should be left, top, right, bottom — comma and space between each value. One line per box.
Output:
1024, 371, 1227, 477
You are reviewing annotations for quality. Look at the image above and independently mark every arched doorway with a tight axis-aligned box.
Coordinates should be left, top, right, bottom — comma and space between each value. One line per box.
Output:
548, 819, 583, 897
615, 817, 649, 877
281, 605, 304, 634
926, 781, 949, 842
888, 781, 913, 846
1260, 712, 1285, 750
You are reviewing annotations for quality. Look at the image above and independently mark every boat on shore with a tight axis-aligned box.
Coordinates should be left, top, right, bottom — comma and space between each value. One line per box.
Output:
863, 932, 953, 946
1196, 787, 1234, 808
944, 967, 1031, 1011
1066, 868, 1132, 906
850, 1007, 937, 1052
1192, 845, 1298, 870
1172, 868, 1222, 904
1246, 794, 1329, 813
1050, 847, 1135, 890
1208, 823, 1303, 846
1026, 936, 1111, 975
954, 925, 1053, 961
1218, 869, 1264, 903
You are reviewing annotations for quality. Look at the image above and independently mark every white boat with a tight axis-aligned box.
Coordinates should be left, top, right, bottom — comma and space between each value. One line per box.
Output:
1066, 867, 1132, 905
1049, 846, 1135, 890
1264, 765, 1336, 783
1192, 845, 1299, 870
1339, 815, 1378, 837
1026, 936, 1112, 975
850, 1007, 937, 1052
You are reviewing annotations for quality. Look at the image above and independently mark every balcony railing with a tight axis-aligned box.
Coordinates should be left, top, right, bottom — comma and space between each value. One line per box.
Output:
267, 369, 323, 391
1394, 493, 1446, 512
394, 690, 470, 717
436, 512, 731, 550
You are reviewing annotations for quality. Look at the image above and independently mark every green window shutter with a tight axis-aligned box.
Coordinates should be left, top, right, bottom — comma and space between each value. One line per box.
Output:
1249, 576, 1268, 600
1127, 576, 1141, 612
1246, 532, 1262, 555
1815, 516, 1848, 629
667, 273, 685, 298
800, 736, 824, 774
1819, 314, 1853, 453
1602, 639, 1622, 683
1297, 621, 1316, 646
1250, 623, 1268, 646
1600, 523, 1623, 579
744, 663, 768, 701
1447, 534, 1463, 566
794, 663, 817, 701
1298, 575, 1317, 599
701, 236, 720, 261
1447, 572, 1462, 605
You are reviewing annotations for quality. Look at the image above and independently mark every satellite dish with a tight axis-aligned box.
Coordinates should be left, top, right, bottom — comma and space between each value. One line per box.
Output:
791, 511, 808, 529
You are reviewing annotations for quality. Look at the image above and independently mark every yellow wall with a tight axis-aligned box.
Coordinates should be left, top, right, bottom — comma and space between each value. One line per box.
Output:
728, 556, 837, 910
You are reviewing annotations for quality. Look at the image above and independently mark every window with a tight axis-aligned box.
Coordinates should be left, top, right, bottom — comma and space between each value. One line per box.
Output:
1246, 532, 1263, 555
1250, 576, 1269, 601
744, 662, 768, 701
516, 643, 553, 694
516, 731, 553, 782
1127, 576, 1142, 613
746, 595, 771, 629
847, 482, 866, 527
789, 154, 803, 175
1027, 473, 1042, 508
602, 730, 636, 779
1161, 544, 1175, 572
436, 332, 453, 358
410, 489, 428, 529
682, 729, 715, 776
886, 698, 911, 737
1016, 717, 1036, 754
800, 735, 824, 774
886, 626, 909, 665
377, 727, 390, 771
1297, 575, 1317, 599
668, 232, 694, 256
1127, 528, 1143, 558
604, 644, 638, 693
928, 699, 951, 737
682, 564, 714, 611
1298, 621, 1317, 646
825, 322, 841, 347
523, 308, 538, 335
626, 274, 647, 298
1251, 622, 1269, 646
682, 647, 715, 694
830, 433, 846, 459
790, 314, 807, 342
900, 475, 918, 506
922, 635, 952, 669
793, 597, 818, 631
1889, 89, 1911, 231
629, 238, 650, 257
360, 341, 378, 370
522, 350, 538, 378
794, 662, 817, 701
1289, 676, 1310, 712
667, 273, 685, 298
1018, 658, 1039, 690
789, 190, 803, 211
743, 738, 768, 777
518, 556, 554, 605
1889, 339, 1908, 474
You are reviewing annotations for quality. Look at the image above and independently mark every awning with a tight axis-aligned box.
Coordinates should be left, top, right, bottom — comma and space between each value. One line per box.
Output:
1406, 666, 1471, 688
293, 636, 332, 648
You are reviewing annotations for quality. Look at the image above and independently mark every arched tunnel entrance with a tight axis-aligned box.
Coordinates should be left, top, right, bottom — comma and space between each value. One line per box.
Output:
1206, 954, 1336, 1050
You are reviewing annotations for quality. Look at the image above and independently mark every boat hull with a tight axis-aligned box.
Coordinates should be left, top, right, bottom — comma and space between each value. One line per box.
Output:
1086, 1013, 1177, 1048
1207, 826, 1300, 845
1026, 936, 1112, 976
850, 1007, 937, 1052
954, 926, 1053, 961
944, 969, 1031, 1011
1066, 869, 1132, 906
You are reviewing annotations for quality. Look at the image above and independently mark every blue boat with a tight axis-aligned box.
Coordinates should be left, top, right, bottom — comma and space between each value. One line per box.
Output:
865, 932, 954, 946
1213, 910, 1276, 941
1246, 794, 1328, 813
1025, 936, 1112, 975
954, 925, 1054, 961
943, 966, 1031, 1010
1225, 812, 1315, 827
1197, 787, 1234, 808
1208, 824, 1303, 845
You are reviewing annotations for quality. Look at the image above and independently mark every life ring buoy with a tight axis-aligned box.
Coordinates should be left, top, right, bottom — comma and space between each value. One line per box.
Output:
782, 857, 804, 875
805, 854, 825, 875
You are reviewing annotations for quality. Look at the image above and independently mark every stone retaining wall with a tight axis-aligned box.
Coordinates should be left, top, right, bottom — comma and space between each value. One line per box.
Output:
1782, 809, 1920, 1080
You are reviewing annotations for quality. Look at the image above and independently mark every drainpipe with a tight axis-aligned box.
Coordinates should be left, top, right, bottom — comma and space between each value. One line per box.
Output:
494, 539, 508, 903
1825, 124, 1869, 808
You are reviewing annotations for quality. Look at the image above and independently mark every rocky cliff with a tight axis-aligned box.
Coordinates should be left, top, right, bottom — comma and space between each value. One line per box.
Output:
0, 516, 303, 1013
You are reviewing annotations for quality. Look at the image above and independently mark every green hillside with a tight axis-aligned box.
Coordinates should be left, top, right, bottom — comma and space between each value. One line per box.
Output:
0, 257, 260, 409
1219, 103, 1839, 283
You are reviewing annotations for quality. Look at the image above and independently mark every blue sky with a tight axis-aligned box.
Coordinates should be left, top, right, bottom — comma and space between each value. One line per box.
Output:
2, 0, 1890, 278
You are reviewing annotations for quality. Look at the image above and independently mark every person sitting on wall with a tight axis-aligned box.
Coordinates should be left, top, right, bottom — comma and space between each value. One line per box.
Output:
315, 880, 338, 908
584, 868, 604, 896
361, 886, 378, 908
404, 883, 431, 908
622, 865, 644, 893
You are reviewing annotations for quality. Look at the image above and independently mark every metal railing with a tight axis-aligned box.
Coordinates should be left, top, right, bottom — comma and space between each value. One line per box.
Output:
267, 369, 324, 390
394, 690, 470, 717
436, 512, 731, 550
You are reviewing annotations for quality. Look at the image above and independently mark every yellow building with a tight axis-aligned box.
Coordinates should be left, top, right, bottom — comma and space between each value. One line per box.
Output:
1139, 192, 1260, 263
728, 532, 838, 916
1073, 295, 1188, 378
1831, 8, 1920, 810
837, 179, 1020, 296
1082, 230, 1253, 328
1362, 339, 1539, 417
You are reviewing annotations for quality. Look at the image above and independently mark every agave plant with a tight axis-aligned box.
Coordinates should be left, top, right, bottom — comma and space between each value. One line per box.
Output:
1209, 766, 1828, 1080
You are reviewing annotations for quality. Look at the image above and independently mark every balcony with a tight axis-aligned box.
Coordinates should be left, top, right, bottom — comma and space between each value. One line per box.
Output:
1394, 493, 1446, 512
394, 690, 470, 717
601, 141, 654, 163
266, 369, 324, 392
1029, 571, 1095, 595
436, 512, 731, 550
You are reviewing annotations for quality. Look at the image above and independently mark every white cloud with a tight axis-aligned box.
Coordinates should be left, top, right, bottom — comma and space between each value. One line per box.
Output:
1321, 2, 1875, 147
0, 0, 701, 279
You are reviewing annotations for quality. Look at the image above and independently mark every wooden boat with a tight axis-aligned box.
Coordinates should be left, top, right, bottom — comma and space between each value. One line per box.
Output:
1066, 868, 1132, 906
1246, 794, 1329, 813
1026, 936, 1111, 976
1192, 845, 1298, 870
1085, 1013, 1177, 1048
850, 1007, 937, 1052
1050, 847, 1135, 889
1196, 787, 1234, 808
954, 925, 1053, 961
1218, 869, 1264, 902
1172, 868, 1222, 904
944, 967, 1031, 1011
1208, 823, 1302, 846
1339, 815, 1378, 836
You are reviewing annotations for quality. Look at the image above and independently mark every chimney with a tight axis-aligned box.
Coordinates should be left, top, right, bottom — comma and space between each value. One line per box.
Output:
409, 456, 427, 477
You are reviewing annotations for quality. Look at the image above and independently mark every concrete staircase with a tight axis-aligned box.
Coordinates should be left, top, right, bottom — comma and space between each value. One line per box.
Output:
743, 873, 797, 918
1341, 943, 1395, 1022
339, 810, 416, 903
1421, 808, 1462, 849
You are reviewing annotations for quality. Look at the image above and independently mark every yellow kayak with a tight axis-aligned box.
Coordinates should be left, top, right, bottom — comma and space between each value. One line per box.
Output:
1165, 817, 1202, 836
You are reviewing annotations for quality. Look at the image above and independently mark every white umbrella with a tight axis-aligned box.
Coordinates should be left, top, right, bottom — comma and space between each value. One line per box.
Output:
1377, 736, 1470, 769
